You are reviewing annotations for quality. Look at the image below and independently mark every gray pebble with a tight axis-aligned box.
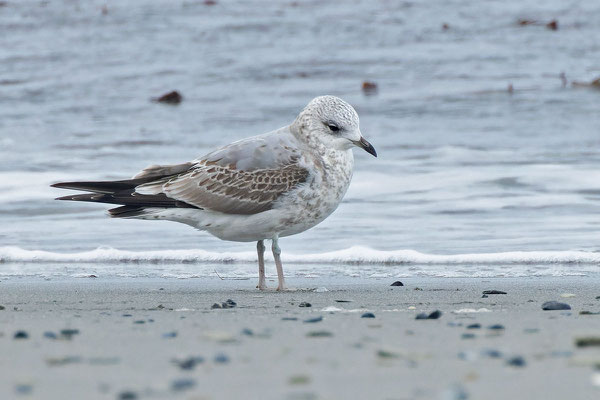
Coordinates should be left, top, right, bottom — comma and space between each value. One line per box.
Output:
482, 290, 507, 295
15, 384, 33, 395
133, 320, 145, 324
416, 310, 442, 320
171, 378, 196, 391
303, 316, 323, 323
43, 331, 57, 339
542, 301, 571, 310
481, 349, 503, 358
461, 333, 476, 339
176, 356, 204, 370
13, 331, 28, 340
162, 331, 177, 338
466, 323, 481, 329
481, 294, 488, 298
488, 324, 505, 330
214, 353, 230, 363
390, 281, 404, 286
211, 303, 222, 309
506, 356, 526, 367
118, 391, 138, 400
241, 328, 253, 336
60, 329, 80, 338
299, 302, 312, 308
361, 312, 375, 318
282, 317, 298, 321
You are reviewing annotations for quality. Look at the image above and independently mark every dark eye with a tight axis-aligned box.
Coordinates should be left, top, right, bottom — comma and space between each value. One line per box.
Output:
327, 124, 340, 132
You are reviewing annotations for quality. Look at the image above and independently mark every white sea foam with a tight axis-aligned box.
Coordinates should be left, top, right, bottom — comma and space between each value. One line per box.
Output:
2, 246, 600, 265
0, 246, 599, 279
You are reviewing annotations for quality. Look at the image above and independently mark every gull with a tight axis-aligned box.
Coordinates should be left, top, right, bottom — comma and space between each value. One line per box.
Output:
51, 95, 377, 291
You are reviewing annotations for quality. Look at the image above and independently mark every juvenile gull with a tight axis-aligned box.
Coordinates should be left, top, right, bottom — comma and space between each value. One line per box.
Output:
51, 96, 377, 290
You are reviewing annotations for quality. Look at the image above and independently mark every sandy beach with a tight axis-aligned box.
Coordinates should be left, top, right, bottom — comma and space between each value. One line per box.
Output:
1, 275, 599, 400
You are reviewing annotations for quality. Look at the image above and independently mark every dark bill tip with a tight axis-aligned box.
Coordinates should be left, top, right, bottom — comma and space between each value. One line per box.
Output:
358, 137, 377, 157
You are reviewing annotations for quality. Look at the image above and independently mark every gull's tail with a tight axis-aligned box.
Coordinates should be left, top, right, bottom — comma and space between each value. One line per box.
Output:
51, 179, 200, 218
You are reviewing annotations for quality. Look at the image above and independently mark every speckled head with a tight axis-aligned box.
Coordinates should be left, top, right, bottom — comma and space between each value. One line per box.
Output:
293, 96, 377, 157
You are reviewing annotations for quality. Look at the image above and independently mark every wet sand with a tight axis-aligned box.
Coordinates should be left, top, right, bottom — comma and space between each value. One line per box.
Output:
1, 276, 599, 399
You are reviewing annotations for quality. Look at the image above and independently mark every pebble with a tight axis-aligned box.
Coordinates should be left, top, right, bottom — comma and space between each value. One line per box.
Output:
541, 301, 571, 310
415, 310, 442, 320
390, 281, 404, 286
335, 300, 352, 303
575, 337, 600, 348
170, 378, 196, 392
162, 331, 177, 339
303, 316, 323, 323
281, 317, 298, 321
122, 314, 132, 317
461, 333, 476, 339
0, 305, 5, 310
43, 331, 57, 339
176, 356, 205, 370
361, 312, 376, 319
482, 290, 507, 295
481, 294, 488, 298
118, 391, 138, 400
306, 330, 333, 338
13, 331, 28, 339
241, 328, 253, 336
288, 375, 311, 385
506, 356, 526, 367
211, 303, 222, 309
487, 324, 505, 330
60, 329, 80, 338
133, 320, 145, 324
466, 323, 481, 329
214, 353, 230, 363
154, 90, 183, 105
15, 384, 33, 395
481, 349, 503, 358
299, 302, 312, 308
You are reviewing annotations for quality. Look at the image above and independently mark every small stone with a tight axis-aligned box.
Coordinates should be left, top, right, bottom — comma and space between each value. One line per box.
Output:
225, 299, 237, 307
176, 356, 204, 370
303, 316, 323, 323
575, 337, 600, 348
60, 329, 80, 338
122, 314, 132, 317
153, 90, 183, 105
170, 378, 196, 392
133, 320, 145, 324
306, 330, 333, 338
415, 313, 429, 320
390, 281, 404, 286
461, 333, 476, 339
481, 294, 488, 298
281, 317, 298, 321
488, 324, 505, 330
156, 304, 165, 309
361, 312, 376, 318
0, 305, 5, 310
211, 303, 222, 309
43, 331, 57, 339
377, 349, 399, 359
214, 353, 230, 363
241, 328, 253, 336
118, 391, 138, 400
542, 301, 571, 310
335, 300, 352, 303
466, 323, 481, 329
162, 331, 177, 339
596, 296, 600, 300
88, 274, 98, 278
482, 290, 507, 295
13, 331, 28, 339
428, 310, 442, 319
299, 302, 312, 308
482, 349, 503, 358
414, 287, 423, 291
15, 384, 33, 395
506, 356, 526, 367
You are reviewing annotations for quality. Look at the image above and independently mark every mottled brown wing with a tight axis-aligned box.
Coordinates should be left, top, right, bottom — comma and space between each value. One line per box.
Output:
136, 159, 309, 215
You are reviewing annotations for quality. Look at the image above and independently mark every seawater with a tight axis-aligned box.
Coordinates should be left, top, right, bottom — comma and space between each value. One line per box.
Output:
1, 0, 599, 277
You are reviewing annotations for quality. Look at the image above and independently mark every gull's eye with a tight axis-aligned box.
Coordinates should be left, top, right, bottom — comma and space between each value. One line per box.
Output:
327, 124, 340, 132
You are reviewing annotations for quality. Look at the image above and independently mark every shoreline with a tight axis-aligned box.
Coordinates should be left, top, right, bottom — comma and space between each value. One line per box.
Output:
1, 276, 599, 399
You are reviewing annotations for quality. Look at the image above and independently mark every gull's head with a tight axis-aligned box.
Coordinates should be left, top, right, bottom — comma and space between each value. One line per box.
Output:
294, 95, 377, 157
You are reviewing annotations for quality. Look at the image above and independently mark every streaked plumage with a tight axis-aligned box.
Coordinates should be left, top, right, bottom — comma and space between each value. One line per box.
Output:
52, 95, 377, 290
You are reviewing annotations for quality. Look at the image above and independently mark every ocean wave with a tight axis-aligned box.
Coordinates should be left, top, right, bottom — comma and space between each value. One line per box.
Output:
1, 246, 600, 265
